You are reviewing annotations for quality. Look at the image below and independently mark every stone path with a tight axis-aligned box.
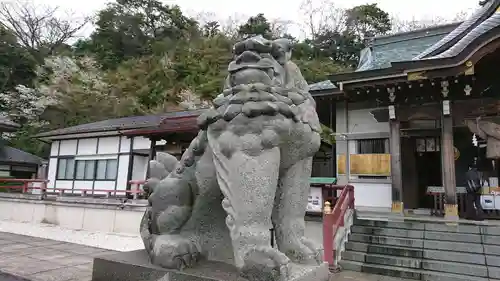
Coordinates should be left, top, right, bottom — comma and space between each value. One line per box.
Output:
0, 231, 118, 281
331, 271, 412, 281
0, 230, 412, 281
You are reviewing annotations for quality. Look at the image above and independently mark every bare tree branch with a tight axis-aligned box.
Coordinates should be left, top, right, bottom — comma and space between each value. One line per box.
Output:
219, 13, 246, 39
0, 0, 89, 62
269, 18, 293, 38
298, 0, 346, 40
390, 11, 469, 34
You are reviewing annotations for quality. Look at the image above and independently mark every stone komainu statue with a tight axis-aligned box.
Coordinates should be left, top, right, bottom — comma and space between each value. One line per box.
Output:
141, 36, 326, 281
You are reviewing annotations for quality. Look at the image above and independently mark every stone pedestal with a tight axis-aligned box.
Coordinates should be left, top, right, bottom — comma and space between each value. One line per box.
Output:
92, 250, 330, 281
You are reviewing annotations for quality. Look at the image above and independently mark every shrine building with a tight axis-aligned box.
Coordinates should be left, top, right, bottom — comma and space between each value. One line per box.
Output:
313, 0, 500, 219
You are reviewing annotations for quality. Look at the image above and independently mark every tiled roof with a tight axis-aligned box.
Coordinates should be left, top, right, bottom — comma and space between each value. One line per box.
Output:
35, 110, 205, 138
0, 146, 43, 165
425, 6, 500, 59
415, 0, 497, 59
356, 23, 460, 71
309, 80, 337, 91
366, 0, 500, 69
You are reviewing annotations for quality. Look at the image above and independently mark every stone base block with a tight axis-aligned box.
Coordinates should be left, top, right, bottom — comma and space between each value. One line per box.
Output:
91, 249, 330, 281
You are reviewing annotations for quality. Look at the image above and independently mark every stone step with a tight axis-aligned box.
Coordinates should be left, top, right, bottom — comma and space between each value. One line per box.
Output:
345, 241, 488, 265
345, 242, 423, 259
348, 233, 423, 248
351, 225, 424, 239
481, 226, 500, 236
342, 251, 421, 269
424, 238, 484, 253
342, 251, 489, 277
349, 233, 488, 254
339, 260, 489, 281
354, 219, 425, 230
354, 218, 500, 234
352, 224, 488, 243
489, 265, 500, 279
424, 223, 481, 234
424, 230, 481, 243
483, 234, 500, 246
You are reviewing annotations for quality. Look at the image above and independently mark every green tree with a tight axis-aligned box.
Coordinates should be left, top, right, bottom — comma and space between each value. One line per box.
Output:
0, 26, 36, 94
295, 58, 350, 83
345, 3, 391, 40
78, 0, 199, 69
294, 3, 392, 68
202, 21, 221, 38
238, 13, 272, 39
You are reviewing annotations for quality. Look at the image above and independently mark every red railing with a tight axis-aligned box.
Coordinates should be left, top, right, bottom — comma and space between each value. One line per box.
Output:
0, 178, 48, 193
0, 178, 146, 199
322, 184, 355, 271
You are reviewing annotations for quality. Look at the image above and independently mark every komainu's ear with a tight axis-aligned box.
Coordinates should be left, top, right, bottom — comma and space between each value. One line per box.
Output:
273, 38, 294, 51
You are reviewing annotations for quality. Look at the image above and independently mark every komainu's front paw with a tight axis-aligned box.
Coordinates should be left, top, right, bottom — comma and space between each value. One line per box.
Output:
300, 237, 324, 265
281, 237, 323, 265
151, 234, 201, 270
240, 246, 291, 281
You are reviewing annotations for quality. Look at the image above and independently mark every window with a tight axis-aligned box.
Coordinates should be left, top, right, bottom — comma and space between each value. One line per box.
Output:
105, 159, 118, 180
95, 159, 118, 180
96, 160, 107, 179
75, 160, 96, 180
57, 158, 118, 181
57, 158, 75, 180
75, 161, 86, 180
357, 139, 388, 154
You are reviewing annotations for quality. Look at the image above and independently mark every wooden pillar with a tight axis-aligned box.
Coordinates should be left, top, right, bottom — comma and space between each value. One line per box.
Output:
344, 100, 350, 183
389, 104, 403, 213
145, 138, 157, 179
330, 99, 335, 177
441, 98, 458, 220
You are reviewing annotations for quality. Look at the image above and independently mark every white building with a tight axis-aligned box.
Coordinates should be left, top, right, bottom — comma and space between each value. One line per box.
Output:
35, 110, 203, 195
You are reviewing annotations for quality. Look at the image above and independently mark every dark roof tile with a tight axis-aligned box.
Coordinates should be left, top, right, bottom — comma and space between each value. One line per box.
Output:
427, 12, 500, 59
0, 146, 43, 165
35, 110, 205, 138
415, 0, 498, 59
356, 23, 460, 71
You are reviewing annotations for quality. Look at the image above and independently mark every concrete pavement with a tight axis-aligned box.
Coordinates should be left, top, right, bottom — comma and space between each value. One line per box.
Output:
0, 231, 118, 281
0, 231, 412, 281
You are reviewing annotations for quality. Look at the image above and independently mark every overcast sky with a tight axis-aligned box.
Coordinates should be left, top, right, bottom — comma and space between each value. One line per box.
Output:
35, 0, 480, 38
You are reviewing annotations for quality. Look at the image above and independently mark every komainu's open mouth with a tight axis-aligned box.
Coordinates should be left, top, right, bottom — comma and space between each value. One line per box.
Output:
227, 36, 286, 88
228, 52, 277, 87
